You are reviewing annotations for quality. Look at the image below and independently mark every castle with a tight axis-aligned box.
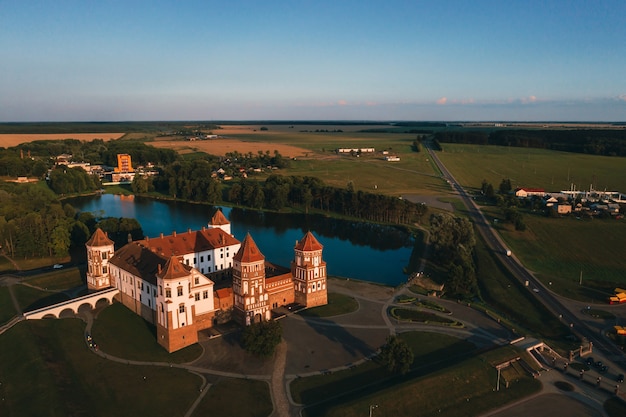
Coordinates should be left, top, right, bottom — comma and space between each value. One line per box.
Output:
85, 210, 328, 352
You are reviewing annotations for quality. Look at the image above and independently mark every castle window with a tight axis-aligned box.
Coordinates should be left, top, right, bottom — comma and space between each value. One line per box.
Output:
159, 285, 163, 296
179, 304, 185, 313
208, 267, 211, 272
165, 288, 171, 298
220, 254, 223, 259
194, 277, 199, 285
195, 293, 200, 301
200, 256, 204, 262
208, 255, 211, 261
203, 290, 208, 299
177, 286, 183, 296
102, 251, 108, 260
186, 259, 190, 265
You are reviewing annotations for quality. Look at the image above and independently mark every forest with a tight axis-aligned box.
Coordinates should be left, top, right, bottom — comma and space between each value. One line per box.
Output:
434, 129, 626, 156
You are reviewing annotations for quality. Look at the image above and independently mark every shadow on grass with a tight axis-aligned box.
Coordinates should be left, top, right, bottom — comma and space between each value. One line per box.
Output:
24, 292, 70, 312
304, 317, 374, 358
302, 344, 485, 416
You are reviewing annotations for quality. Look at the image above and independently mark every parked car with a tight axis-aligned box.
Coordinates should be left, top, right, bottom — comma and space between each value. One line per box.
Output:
600, 365, 608, 373
585, 357, 594, 366
53, 264, 64, 269
617, 374, 624, 383
595, 361, 603, 368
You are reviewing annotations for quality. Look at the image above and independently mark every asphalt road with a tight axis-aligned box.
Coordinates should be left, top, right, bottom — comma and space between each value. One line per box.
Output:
424, 141, 626, 368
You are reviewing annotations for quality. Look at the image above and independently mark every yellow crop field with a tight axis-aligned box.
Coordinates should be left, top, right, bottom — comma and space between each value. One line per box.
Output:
0, 133, 125, 148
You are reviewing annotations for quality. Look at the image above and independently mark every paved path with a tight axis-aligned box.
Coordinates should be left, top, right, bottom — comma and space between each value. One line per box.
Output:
269, 340, 290, 417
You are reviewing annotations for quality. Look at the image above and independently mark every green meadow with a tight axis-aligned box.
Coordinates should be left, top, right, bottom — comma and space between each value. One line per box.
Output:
437, 143, 626, 192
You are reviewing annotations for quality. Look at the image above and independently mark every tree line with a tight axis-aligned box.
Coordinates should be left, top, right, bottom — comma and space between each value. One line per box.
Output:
435, 129, 626, 156
148, 165, 428, 225
0, 182, 142, 260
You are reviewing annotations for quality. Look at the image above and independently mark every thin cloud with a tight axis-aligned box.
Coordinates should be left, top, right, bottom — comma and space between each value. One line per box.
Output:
436, 97, 447, 105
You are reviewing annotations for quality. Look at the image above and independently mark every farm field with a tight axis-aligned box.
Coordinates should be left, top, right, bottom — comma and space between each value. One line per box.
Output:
436, 143, 626, 297
498, 213, 626, 298
436, 143, 626, 193
0, 133, 125, 147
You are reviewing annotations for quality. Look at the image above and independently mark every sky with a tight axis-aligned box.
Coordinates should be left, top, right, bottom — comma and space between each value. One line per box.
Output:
1, 0, 625, 122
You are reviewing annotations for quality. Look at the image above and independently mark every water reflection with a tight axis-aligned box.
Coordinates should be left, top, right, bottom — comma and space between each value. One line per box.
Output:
68, 194, 413, 285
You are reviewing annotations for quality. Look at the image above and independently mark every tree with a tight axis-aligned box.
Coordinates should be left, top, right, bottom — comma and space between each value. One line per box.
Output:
241, 320, 282, 357
378, 335, 413, 374
499, 178, 512, 194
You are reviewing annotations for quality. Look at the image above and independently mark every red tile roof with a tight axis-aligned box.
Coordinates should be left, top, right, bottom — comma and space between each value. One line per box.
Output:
215, 288, 232, 299
158, 256, 192, 280
86, 228, 114, 247
233, 233, 265, 263
210, 209, 230, 226
109, 242, 167, 285
294, 231, 323, 251
139, 228, 239, 257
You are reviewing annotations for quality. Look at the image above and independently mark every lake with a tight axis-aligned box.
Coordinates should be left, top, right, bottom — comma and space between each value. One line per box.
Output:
68, 194, 415, 286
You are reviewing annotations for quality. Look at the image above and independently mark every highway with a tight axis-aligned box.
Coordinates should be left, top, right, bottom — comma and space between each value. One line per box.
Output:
424, 141, 626, 366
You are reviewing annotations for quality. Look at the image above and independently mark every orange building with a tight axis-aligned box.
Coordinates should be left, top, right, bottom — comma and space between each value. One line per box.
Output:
114, 153, 134, 173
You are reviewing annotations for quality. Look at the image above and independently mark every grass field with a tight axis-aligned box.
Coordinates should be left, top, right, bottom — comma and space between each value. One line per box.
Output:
92, 302, 202, 363
437, 143, 626, 193
23, 267, 85, 291
296, 333, 541, 417
0, 287, 16, 323
499, 213, 626, 297
12, 284, 69, 312
0, 319, 202, 417
435, 143, 626, 296
298, 292, 359, 318
193, 378, 272, 417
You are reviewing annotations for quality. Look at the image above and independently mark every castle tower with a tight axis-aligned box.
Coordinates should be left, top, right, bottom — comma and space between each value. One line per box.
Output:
85, 228, 115, 290
232, 233, 270, 325
208, 209, 231, 235
292, 231, 327, 307
155, 256, 199, 352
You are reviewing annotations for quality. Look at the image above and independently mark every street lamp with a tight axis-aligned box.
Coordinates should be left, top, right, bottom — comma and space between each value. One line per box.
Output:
369, 404, 378, 417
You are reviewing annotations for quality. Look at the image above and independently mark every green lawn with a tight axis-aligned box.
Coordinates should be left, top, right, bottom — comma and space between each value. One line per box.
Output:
298, 292, 359, 318
298, 336, 540, 417
0, 319, 202, 417
91, 302, 202, 363
12, 284, 69, 312
193, 378, 272, 417
389, 307, 460, 326
474, 229, 570, 342
0, 255, 15, 272
24, 267, 85, 291
0, 286, 16, 323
